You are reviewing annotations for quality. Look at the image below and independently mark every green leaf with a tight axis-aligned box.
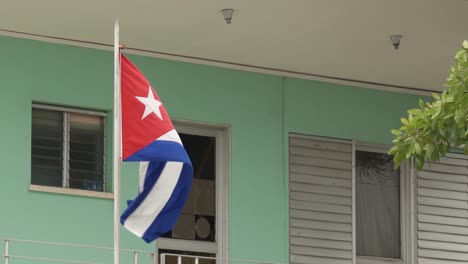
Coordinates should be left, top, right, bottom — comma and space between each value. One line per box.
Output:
406, 144, 415, 158
415, 143, 422, 155
415, 156, 423, 170
419, 99, 425, 109
389, 41, 468, 170
441, 91, 447, 102
408, 109, 421, 115
455, 49, 465, 59
446, 94, 455, 103
455, 109, 464, 122
444, 114, 454, 119
426, 145, 434, 160
389, 146, 399, 155
432, 106, 442, 119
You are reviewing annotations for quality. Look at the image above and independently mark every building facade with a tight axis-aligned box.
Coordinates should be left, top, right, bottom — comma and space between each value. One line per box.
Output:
0, 34, 467, 264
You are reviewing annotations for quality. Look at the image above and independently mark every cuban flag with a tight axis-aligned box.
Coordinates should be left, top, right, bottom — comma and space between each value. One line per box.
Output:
119, 54, 193, 243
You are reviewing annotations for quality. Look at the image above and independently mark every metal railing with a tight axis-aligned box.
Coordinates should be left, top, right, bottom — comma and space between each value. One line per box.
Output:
2, 238, 285, 264
1, 238, 156, 264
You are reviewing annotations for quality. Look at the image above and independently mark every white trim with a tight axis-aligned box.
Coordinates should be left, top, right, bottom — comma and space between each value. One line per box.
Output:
156, 238, 217, 254
289, 133, 353, 145
32, 104, 107, 192
352, 141, 356, 264
357, 256, 403, 264
102, 117, 107, 192
409, 158, 417, 264
355, 143, 410, 264
0, 30, 434, 97
355, 142, 391, 153
62, 112, 70, 188
32, 103, 107, 116
28, 184, 113, 199
217, 125, 230, 262
173, 121, 229, 137
400, 161, 408, 263
156, 121, 230, 263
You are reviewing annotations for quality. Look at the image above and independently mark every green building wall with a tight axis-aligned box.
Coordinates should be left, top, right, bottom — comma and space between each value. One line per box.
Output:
0, 35, 424, 263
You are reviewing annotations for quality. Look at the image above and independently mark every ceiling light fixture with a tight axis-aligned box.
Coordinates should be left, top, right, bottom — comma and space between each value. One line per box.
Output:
221, 9, 234, 24
390, 35, 402, 49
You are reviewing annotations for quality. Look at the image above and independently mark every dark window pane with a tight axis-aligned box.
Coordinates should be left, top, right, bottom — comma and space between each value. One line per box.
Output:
356, 151, 400, 259
31, 108, 63, 187
68, 113, 104, 191
181, 133, 215, 180
162, 133, 216, 242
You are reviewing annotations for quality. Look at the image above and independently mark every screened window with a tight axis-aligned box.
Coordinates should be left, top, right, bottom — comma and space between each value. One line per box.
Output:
162, 133, 216, 242
157, 124, 228, 263
356, 151, 401, 259
31, 105, 106, 192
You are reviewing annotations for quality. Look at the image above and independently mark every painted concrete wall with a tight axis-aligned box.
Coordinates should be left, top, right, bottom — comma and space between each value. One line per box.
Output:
0, 35, 424, 263
285, 78, 422, 143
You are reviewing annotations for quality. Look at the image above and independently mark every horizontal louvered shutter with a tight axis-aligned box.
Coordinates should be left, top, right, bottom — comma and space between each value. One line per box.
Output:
416, 155, 468, 264
31, 108, 64, 187
289, 135, 353, 264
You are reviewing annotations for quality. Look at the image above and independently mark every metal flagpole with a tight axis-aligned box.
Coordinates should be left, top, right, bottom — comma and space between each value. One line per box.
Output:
113, 20, 122, 264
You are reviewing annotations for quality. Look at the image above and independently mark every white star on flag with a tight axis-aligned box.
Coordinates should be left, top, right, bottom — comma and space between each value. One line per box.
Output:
136, 86, 163, 120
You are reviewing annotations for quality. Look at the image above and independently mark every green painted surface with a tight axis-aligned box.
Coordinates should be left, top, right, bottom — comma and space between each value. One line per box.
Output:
0, 35, 286, 263
0, 35, 425, 263
284, 78, 424, 144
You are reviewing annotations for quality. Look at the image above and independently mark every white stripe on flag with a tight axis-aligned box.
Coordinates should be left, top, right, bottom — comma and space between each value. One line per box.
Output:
157, 129, 182, 144
138, 162, 149, 193
124, 161, 183, 237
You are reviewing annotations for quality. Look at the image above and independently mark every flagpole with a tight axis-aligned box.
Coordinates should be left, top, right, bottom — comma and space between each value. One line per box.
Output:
113, 20, 122, 264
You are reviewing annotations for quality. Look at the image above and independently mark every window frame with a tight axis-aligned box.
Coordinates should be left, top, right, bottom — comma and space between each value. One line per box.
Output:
355, 143, 410, 264
155, 121, 230, 263
31, 103, 107, 192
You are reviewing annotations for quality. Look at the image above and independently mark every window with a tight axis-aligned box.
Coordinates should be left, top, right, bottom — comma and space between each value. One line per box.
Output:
162, 133, 216, 242
356, 145, 408, 264
156, 124, 228, 264
288, 135, 411, 264
31, 104, 106, 192
159, 249, 215, 264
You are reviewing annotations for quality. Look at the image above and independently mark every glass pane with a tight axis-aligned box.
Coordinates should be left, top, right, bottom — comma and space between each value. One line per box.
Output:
159, 249, 215, 264
68, 113, 104, 191
162, 133, 216, 242
31, 108, 63, 187
356, 151, 400, 259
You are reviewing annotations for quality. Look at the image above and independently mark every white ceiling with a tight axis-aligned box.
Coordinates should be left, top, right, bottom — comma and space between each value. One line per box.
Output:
1, 0, 467, 91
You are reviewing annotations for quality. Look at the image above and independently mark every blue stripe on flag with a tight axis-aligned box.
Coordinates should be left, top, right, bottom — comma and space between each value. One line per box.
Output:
120, 140, 193, 243
124, 140, 191, 164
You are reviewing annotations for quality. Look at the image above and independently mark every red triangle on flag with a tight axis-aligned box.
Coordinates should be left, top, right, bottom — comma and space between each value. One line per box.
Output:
120, 54, 175, 160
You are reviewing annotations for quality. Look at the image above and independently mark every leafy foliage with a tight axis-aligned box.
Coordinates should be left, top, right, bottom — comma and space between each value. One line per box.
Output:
389, 41, 468, 170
